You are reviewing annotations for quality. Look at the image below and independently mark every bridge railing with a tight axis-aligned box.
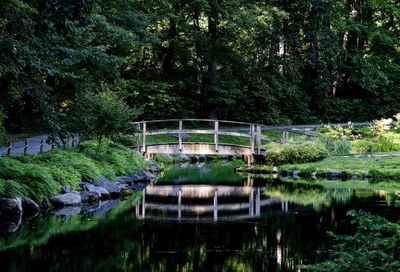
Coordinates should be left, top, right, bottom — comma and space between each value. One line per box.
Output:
132, 119, 318, 155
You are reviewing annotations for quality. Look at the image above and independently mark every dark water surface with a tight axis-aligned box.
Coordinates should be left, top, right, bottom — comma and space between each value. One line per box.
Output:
1, 161, 400, 271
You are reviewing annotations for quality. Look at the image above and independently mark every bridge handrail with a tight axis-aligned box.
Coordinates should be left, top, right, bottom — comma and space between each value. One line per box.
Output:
133, 119, 257, 126
131, 119, 322, 155
132, 119, 317, 137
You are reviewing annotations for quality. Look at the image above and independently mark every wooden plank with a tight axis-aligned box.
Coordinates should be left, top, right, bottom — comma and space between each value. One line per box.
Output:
145, 129, 180, 135
282, 131, 286, 143
214, 121, 219, 152
182, 129, 214, 134
179, 120, 183, 151
260, 136, 281, 143
218, 131, 251, 138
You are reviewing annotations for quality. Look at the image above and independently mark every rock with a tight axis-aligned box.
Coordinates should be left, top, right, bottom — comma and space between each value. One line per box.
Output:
52, 206, 82, 220
49, 193, 81, 207
97, 175, 121, 198
84, 183, 110, 200
326, 171, 342, 178
61, 185, 71, 194
0, 198, 22, 218
40, 198, 51, 209
311, 171, 318, 179
131, 182, 147, 191
116, 176, 134, 185
135, 170, 156, 181
148, 158, 160, 171
80, 191, 100, 203
272, 166, 279, 173
93, 199, 121, 215
352, 175, 359, 179
71, 190, 80, 195
21, 197, 39, 217
280, 169, 289, 176
293, 170, 300, 176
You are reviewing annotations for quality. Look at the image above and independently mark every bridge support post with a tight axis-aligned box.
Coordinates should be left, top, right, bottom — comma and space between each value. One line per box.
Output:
214, 121, 219, 152
249, 188, 254, 217
256, 125, 261, 155
142, 122, 146, 154
242, 155, 254, 166
178, 189, 182, 220
214, 190, 218, 222
136, 124, 141, 152
179, 120, 183, 151
250, 124, 255, 154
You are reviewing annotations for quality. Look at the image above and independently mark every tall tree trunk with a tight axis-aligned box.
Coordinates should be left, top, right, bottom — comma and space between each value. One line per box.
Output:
193, 9, 203, 95
332, 0, 357, 96
208, 13, 218, 120
163, 7, 178, 80
309, 0, 320, 92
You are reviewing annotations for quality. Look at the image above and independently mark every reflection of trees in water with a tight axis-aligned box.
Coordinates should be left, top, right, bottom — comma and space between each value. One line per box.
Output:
262, 178, 354, 210
0, 195, 334, 272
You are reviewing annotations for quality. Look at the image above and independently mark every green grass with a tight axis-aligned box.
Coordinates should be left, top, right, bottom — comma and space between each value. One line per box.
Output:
279, 155, 400, 179
0, 140, 148, 201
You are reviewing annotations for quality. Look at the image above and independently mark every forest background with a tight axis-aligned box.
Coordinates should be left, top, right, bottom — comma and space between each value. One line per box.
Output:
0, 0, 399, 137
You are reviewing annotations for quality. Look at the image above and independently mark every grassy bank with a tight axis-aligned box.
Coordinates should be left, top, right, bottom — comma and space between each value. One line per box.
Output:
241, 155, 400, 180
0, 140, 148, 201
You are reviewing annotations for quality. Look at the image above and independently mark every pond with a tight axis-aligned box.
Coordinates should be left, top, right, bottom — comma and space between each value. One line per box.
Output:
1, 161, 400, 271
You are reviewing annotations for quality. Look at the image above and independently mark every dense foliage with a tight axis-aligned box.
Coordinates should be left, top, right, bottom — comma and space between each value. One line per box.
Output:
1, 0, 399, 133
302, 210, 400, 272
264, 142, 328, 165
0, 140, 147, 201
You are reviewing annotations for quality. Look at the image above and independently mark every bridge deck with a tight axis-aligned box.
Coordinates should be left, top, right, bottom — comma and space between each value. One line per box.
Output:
145, 142, 264, 155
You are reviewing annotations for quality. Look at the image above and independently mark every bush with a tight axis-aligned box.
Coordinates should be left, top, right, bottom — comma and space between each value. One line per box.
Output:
351, 140, 377, 154
376, 134, 398, 152
0, 140, 148, 201
370, 118, 393, 135
317, 124, 355, 140
265, 142, 328, 165
302, 210, 400, 272
318, 136, 352, 155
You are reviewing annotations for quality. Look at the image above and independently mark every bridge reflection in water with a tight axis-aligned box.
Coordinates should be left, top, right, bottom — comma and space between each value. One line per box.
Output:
134, 177, 290, 221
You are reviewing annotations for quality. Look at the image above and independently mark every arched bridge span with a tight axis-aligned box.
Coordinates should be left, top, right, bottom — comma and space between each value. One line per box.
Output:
132, 119, 317, 158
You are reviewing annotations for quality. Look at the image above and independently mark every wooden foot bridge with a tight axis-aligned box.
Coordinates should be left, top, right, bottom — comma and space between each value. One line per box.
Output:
133, 119, 317, 161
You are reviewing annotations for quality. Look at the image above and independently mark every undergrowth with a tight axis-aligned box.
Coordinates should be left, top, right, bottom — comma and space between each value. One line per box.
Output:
0, 140, 148, 201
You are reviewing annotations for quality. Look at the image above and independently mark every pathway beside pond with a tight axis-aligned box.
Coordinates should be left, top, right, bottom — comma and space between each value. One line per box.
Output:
0, 134, 76, 155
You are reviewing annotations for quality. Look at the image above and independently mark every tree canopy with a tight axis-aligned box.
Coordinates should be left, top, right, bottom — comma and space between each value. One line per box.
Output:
1, 0, 399, 133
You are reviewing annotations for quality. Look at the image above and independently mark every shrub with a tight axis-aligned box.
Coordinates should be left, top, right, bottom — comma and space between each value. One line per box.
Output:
376, 134, 398, 152
370, 118, 393, 135
351, 140, 377, 154
394, 113, 400, 129
318, 136, 352, 155
317, 124, 355, 140
0, 140, 147, 201
302, 210, 400, 272
74, 90, 141, 157
265, 142, 328, 165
